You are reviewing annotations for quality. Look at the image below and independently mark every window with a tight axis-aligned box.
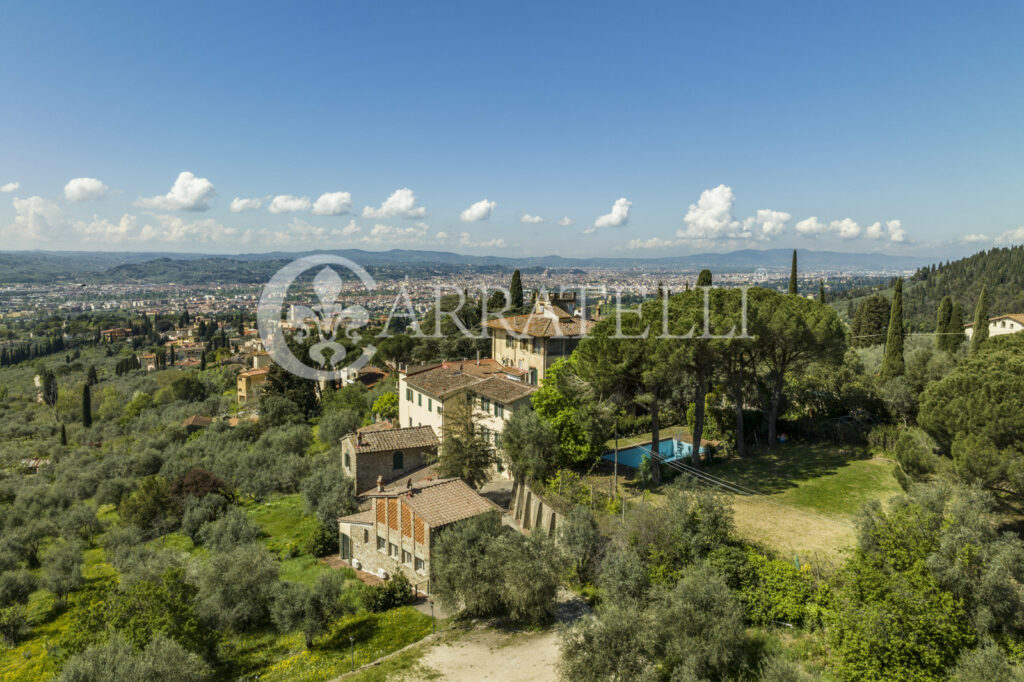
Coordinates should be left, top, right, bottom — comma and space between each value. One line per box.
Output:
408, 417, 412, 427
402, 550, 412, 565
344, 452, 350, 468
494, 403, 504, 418
437, 404, 443, 414
505, 334, 513, 348
388, 542, 398, 558
406, 388, 413, 401
377, 536, 386, 552
427, 398, 432, 411
480, 426, 489, 442
415, 557, 425, 573
417, 393, 422, 406
363, 529, 369, 543
481, 396, 490, 412
393, 451, 404, 470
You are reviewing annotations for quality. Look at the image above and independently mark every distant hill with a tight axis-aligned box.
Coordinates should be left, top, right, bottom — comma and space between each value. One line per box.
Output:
0, 247, 925, 284
903, 245, 1024, 329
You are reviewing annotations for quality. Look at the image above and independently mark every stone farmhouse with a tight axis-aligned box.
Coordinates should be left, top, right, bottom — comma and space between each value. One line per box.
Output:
341, 424, 439, 495
336, 477, 501, 590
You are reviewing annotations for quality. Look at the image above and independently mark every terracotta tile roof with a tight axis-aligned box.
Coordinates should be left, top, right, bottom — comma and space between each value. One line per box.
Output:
337, 509, 374, 525
357, 420, 396, 434
182, 415, 213, 428
965, 313, 1024, 327
403, 358, 530, 400
345, 425, 439, 453
471, 376, 536, 404
485, 312, 594, 337
239, 367, 270, 378
357, 463, 441, 497
366, 477, 501, 528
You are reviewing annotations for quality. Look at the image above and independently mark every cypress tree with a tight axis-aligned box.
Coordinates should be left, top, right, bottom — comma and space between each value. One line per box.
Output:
788, 250, 798, 295
936, 296, 953, 352
949, 301, 965, 351
971, 285, 990, 354
818, 279, 825, 303
200, 352, 207, 371
509, 269, 524, 312
696, 269, 712, 286
82, 383, 92, 428
880, 278, 905, 380
60, 423, 67, 446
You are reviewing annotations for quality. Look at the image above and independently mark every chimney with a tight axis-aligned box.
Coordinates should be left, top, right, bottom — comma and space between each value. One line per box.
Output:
406, 478, 412, 490
376, 475, 384, 492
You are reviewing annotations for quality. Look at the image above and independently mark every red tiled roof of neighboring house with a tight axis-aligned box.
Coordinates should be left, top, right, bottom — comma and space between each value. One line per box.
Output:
964, 313, 1024, 328
357, 463, 440, 497
182, 415, 213, 428
364, 477, 501, 528
239, 367, 270, 378
344, 425, 439, 453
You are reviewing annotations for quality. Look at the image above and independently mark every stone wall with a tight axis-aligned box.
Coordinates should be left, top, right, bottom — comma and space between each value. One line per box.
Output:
509, 478, 562, 537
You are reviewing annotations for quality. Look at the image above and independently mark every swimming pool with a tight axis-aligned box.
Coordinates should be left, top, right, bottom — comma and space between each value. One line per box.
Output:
602, 437, 704, 469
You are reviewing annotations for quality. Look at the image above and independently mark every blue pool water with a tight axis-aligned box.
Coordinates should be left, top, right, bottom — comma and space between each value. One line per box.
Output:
602, 437, 703, 469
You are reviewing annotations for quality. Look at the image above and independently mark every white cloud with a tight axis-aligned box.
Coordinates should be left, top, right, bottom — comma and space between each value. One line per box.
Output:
680, 185, 738, 239
830, 218, 862, 239
864, 221, 885, 239
0, 182, 19, 193
64, 177, 108, 202
886, 220, 906, 243
520, 213, 545, 224
135, 171, 216, 211
458, 231, 506, 248
136, 213, 239, 243
339, 219, 361, 236
795, 216, 827, 236
627, 237, 675, 249
588, 197, 631, 233
436, 231, 449, 240
558, 216, 574, 226
230, 197, 263, 212
268, 195, 311, 214
80, 214, 138, 242
362, 188, 426, 219
962, 233, 989, 243
459, 198, 497, 222
312, 191, 353, 216
997, 226, 1024, 244
366, 222, 430, 243
754, 209, 791, 237
8, 196, 64, 240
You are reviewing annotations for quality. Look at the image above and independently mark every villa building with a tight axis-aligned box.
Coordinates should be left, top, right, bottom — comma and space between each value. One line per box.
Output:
485, 291, 593, 386
964, 313, 1024, 339
341, 424, 439, 495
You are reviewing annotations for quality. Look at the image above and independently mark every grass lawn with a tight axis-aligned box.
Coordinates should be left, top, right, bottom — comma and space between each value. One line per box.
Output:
222, 607, 433, 682
587, 438, 902, 560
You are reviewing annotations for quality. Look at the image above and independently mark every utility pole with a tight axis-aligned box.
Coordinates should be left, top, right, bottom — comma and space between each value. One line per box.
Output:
613, 422, 619, 498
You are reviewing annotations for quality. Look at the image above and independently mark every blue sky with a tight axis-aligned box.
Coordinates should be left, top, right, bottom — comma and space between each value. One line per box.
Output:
1, 1, 1022, 257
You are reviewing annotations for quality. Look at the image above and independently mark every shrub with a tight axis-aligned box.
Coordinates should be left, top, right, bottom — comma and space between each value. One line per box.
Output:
0, 604, 28, 645
365, 571, 412, 613
736, 550, 814, 627
0, 569, 36, 607
196, 507, 262, 551
558, 505, 605, 584
196, 544, 278, 631
57, 632, 213, 682
305, 521, 339, 557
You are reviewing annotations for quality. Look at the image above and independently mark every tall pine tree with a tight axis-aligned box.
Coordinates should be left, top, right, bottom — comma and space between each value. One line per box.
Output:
788, 250, 798, 295
81, 383, 92, 428
880, 278, 905, 380
696, 269, 712, 286
971, 285, 990, 354
509, 269, 524, 312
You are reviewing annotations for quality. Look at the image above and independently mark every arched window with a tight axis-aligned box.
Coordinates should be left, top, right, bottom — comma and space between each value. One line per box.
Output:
393, 451, 404, 470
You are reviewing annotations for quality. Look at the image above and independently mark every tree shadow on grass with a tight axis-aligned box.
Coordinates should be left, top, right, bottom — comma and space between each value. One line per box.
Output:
705, 444, 871, 495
